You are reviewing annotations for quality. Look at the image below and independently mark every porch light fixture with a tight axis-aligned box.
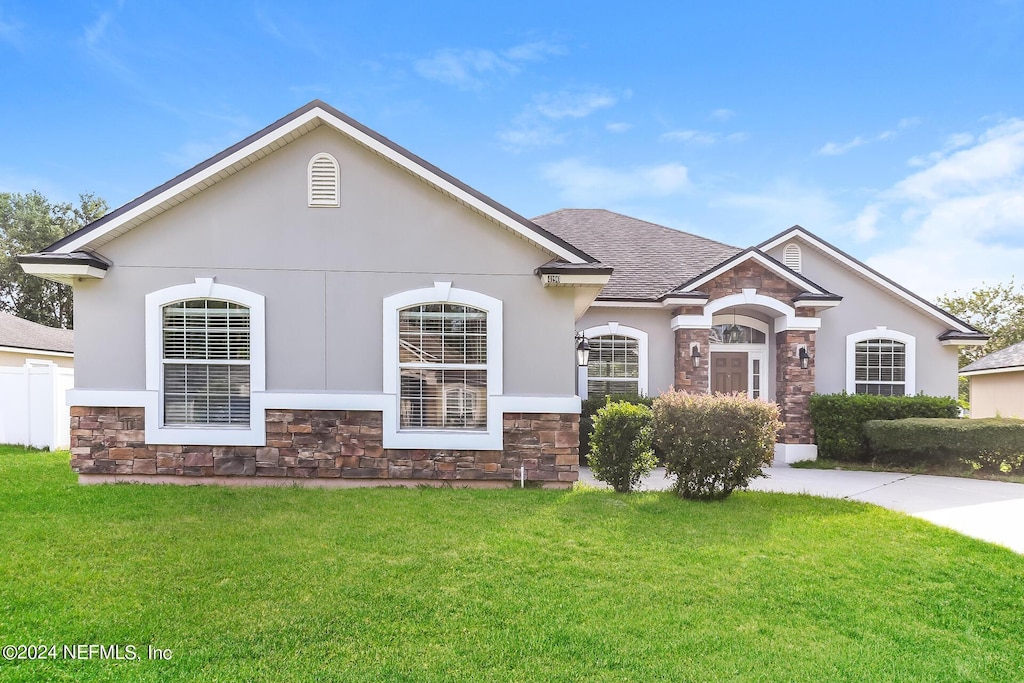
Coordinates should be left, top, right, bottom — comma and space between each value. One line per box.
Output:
798, 345, 811, 370
690, 343, 702, 368
724, 312, 743, 344
575, 333, 590, 367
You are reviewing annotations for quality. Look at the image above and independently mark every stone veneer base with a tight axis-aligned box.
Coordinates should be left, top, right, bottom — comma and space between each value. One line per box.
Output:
78, 474, 571, 489
70, 407, 579, 486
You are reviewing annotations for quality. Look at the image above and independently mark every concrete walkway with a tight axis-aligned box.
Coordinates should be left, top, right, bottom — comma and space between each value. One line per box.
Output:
578, 465, 1024, 554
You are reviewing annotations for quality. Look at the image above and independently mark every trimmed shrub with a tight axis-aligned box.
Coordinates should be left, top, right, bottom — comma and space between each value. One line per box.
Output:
580, 393, 653, 463
652, 390, 782, 501
588, 400, 656, 493
809, 393, 959, 462
864, 417, 1024, 474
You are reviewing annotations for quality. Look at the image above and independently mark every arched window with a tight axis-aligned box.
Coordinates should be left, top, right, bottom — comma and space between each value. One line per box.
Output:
846, 328, 916, 396
162, 299, 251, 425
583, 324, 649, 397
308, 152, 339, 207
145, 278, 266, 445
398, 302, 488, 430
383, 283, 503, 450
783, 242, 802, 272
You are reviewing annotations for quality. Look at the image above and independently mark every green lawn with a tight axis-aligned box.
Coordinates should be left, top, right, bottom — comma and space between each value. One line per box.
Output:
1, 448, 1023, 682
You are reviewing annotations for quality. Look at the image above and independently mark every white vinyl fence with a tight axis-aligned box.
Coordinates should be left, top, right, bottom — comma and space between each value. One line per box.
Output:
0, 361, 75, 450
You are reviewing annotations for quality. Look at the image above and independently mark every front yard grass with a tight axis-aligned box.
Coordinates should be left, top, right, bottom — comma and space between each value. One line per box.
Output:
1, 447, 1023, 682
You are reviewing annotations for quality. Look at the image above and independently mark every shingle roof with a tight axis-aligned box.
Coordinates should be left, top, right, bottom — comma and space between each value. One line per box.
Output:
0, 311, 73, 354
532, 209, 741, 300
961, 340, 1024, 374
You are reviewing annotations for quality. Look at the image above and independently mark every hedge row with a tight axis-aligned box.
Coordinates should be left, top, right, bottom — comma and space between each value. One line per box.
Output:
864, 418, 1024, 474
808, 393, 959, 461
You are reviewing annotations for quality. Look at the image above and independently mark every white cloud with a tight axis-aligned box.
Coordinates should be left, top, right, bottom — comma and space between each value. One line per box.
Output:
502, 40, 567, 61
819, 117, 920, 156
499, 89, 622, 150
414, 40, 566, 89
0, 10, 25, 48
710, 108, 735, 121
533, 90, 617, 119
606, 122, 632, 133
542, 159, 690, 204
661, 129, 719, 145
414, 49, 514, 89
818, 136, 867, 156
709, 179, 841, 234
858, 118, 1024, 299
725, 131, 749, 143
497, 126, 566, 150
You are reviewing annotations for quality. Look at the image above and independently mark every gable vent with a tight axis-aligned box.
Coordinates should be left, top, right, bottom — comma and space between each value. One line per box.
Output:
783, 242, 802, 273
308, 153, 340, 207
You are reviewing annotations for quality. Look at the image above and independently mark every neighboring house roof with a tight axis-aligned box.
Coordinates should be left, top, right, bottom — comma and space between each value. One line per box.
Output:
22, 100, 599, 272
0, 311, 73, 354
532, 209, 741, 300
961, 340, 1024, 376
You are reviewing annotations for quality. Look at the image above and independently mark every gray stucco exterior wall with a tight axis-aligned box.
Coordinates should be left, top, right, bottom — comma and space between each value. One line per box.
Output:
73, 125, 577, 397
764, 239, 960, 398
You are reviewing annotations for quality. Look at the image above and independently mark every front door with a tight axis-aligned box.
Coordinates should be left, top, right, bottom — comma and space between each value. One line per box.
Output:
712, 352, 748, 394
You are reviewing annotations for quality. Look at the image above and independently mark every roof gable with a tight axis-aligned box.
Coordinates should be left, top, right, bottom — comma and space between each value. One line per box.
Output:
758, 226, 982, 335
675, 247, 834, 297
44, 101, 594, 264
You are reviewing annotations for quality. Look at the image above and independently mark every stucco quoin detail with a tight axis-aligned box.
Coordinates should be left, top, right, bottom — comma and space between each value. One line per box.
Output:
69, 407, 579, 487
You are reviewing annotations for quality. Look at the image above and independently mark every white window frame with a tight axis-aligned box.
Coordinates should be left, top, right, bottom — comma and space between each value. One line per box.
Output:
145, 278, 266, 445
580, 323, 649, 399
308, 152, 340, 207
383, 282, 503, 450
846, 327, 916, 396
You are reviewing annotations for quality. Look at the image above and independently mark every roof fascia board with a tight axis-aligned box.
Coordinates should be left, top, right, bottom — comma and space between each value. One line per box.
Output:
960, 366, 1024, 377
758, 227, 976, 333
679, 248, 826, 294
0, 345, 73, 357
56, 105, 589, 264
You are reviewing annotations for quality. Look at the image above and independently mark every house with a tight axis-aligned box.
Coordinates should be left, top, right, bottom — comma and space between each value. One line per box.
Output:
0, 311, 75, 449
17, 100, 986, 484
533, 209, 988, 461
960, 341, 1024, 418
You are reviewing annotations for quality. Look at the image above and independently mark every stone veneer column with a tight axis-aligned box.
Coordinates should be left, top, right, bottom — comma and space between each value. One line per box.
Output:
775, 330, 816, 445
674, 328, 710, 393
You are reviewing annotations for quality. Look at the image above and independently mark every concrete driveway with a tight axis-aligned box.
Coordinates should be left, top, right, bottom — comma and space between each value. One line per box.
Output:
578, 465, 1024, 554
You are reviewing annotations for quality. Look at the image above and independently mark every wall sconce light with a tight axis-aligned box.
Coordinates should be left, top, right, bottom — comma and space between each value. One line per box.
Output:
798, 345, 810, 370
575, 333, 590, 367
691, 343, 702, 368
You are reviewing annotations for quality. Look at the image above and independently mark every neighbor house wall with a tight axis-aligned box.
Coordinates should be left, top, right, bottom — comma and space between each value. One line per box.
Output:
764, 240, 960, 398
73, 125, 578, 397
969, 371, 1024, 418
0, 350, 73, 369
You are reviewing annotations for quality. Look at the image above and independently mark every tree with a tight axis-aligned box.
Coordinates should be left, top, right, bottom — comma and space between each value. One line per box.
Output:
937, 280, 1024, 404
0, 191, 108, 329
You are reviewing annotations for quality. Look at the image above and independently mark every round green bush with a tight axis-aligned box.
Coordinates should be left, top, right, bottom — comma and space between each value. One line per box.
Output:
588, 400, 656, 493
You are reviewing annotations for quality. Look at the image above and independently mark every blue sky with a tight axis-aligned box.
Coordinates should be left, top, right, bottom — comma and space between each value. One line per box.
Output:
2, 1, 1023, 300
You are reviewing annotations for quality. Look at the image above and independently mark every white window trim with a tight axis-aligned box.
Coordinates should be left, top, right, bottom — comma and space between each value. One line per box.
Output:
581, 323, 649, 399
382, 282, 503, 450
845, 327, 916, 395
307, 152, 340, 207
145, 278, 266, 446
